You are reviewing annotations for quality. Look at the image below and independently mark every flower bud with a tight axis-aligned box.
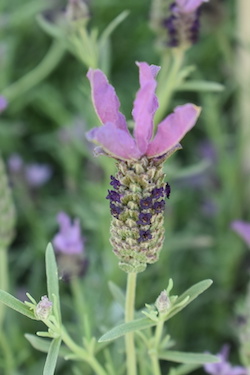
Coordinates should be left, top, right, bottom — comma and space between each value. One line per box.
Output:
155, 290, 170, 313
35, 296, 52, 320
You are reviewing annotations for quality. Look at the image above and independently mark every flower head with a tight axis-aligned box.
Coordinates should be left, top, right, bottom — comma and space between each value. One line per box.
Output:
204, 346, 247, 375
231, 220, 250, 247
53, 212, 84, 254
163, 0, 208, 47
86, 62, 201, 161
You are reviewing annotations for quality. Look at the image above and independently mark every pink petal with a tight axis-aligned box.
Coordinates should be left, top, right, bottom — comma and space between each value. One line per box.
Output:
86, 123, 142, 160
146, 104, 201, 158
132, 62, 160, 155
231, 220, 250, 247
176, 0, 208, 13
87, 69, 128, 132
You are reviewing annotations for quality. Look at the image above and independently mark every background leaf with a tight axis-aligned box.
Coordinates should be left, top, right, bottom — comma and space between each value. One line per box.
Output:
0, 290, 36, 320
43, 337, 62, 375
45, 243, 61, 322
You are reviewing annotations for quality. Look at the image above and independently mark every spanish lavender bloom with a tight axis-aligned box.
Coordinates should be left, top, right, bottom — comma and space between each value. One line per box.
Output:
0, 96, 8, 113
163, 0, 208, 47
25, 163, 52, 188
86, 62, 200, 273
204, 346, 247, 375
86, 62, 200, 160
231, 220, 250, 247
53, 212, 84, 254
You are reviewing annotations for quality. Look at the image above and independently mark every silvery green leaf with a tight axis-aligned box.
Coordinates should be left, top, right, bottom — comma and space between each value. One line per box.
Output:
45, 243, 61, 322
98, 317, 155, 342
43, 337, 61, 375
159, 350, 219, 364
0, 290, 36, 320
177, 81, 224, 92
25, 334, 70, 357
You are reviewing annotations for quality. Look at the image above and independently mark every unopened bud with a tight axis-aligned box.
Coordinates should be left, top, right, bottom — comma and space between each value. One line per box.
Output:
65, 0, 90, 23
35, 296, 52, 320
155, 290, 170, 313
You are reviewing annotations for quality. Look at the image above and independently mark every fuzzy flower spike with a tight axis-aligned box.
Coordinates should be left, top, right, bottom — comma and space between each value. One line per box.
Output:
86, 62, 201, 273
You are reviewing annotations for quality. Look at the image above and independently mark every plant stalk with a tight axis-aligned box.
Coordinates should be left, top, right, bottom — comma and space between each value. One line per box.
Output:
125, 272, 137, 375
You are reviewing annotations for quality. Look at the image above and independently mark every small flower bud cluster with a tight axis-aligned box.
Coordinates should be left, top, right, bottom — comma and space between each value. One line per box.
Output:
106, 156, 171, 273
0, 156, 16, 249
35, 296, 53, 320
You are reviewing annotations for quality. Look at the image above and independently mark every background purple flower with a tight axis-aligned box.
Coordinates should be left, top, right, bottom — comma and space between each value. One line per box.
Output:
53, 212, 84, 254
231, 220, 250, 247
0, 95, 8, 112
7, 154, 24, 173
24, 164, 52, 188
204, 346, 247, 375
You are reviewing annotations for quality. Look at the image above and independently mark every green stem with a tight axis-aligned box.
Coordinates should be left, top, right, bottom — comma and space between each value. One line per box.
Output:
155, 48, 185, 124
0, 331, 14, 375
125, 272, 137, 375
150, 319, 164, 375
2, 41, 65, 102
0, 248, 8, 326
61, 328, 107, 375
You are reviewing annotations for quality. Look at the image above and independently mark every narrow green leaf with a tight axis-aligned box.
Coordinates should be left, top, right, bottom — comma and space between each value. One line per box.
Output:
99, 318, 155, 342
36, 15, 62, 39
177, 80, 224, 92
43, 338, 61, 375
25, 334, 70, 357
45, 243, 61, 321
159, 351, 219, 364
166, 280, 212, 321
0, 290, 36, 320
169, 363, 201, 375
99, 11, 129, 45
108, 281, 125, 308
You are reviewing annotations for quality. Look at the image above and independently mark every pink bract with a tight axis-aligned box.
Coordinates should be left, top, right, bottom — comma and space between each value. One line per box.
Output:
86, 62, 201, 161
176, 0, 208, 13
231, 220, 250, 247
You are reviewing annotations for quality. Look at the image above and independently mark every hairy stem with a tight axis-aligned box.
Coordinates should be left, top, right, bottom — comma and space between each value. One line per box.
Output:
125, 272, 137, 375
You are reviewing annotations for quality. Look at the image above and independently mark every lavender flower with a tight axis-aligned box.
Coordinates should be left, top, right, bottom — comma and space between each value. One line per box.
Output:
204, 346, 247, 375
231, 220, 250, 247
163, 0, 208, 47
0, 96, 8, 113
53, 212, 84, 254
53, 212, 87, 280
25, 164, 52, 188
86, 62, 200, 273
86, 62, 200, 161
